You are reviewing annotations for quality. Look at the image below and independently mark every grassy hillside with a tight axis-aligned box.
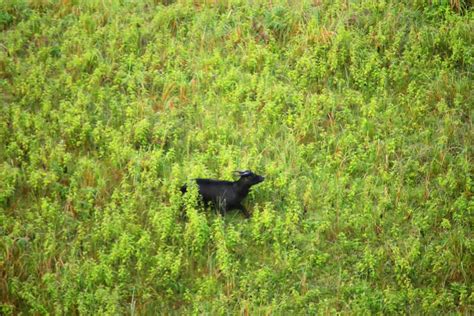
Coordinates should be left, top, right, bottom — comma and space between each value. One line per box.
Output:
1, 0, 473, 314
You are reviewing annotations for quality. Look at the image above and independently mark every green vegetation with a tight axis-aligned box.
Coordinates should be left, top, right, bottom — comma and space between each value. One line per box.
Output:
1, 0, 473, 314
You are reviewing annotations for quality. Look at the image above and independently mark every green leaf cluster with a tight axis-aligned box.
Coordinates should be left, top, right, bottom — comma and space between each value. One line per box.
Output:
1, 0, 472, 314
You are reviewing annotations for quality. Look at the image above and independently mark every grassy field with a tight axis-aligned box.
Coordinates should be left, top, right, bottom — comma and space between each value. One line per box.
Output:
1, 0, 473, 314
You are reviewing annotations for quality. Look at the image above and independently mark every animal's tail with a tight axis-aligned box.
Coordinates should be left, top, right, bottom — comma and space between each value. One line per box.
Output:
179, 184, 188, 221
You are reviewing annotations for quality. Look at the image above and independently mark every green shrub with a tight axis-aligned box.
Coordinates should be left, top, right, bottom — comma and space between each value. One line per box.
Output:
1, 0, 472, 314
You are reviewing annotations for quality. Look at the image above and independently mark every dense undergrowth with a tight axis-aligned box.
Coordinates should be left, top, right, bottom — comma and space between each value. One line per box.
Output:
1, 0, 473, 314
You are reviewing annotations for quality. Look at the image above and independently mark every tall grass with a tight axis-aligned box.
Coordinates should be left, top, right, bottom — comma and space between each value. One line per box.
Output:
1, 0, 473, 314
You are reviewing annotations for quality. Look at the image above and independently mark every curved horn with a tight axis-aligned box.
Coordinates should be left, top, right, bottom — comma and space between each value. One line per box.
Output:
234, 170, 252, 176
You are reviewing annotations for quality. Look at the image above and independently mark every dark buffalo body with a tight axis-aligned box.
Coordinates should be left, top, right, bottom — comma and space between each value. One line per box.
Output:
180, 170, 264, 218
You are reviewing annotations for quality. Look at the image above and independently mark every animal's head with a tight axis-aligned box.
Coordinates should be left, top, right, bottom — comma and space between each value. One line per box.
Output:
234, 170, 265, 186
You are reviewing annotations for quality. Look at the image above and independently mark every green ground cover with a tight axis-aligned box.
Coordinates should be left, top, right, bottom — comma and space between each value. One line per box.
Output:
1, 0, 473, 314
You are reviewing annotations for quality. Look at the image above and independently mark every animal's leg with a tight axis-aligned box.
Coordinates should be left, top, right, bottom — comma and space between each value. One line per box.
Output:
237, 204, 250, 218
217, 198, 227, 216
